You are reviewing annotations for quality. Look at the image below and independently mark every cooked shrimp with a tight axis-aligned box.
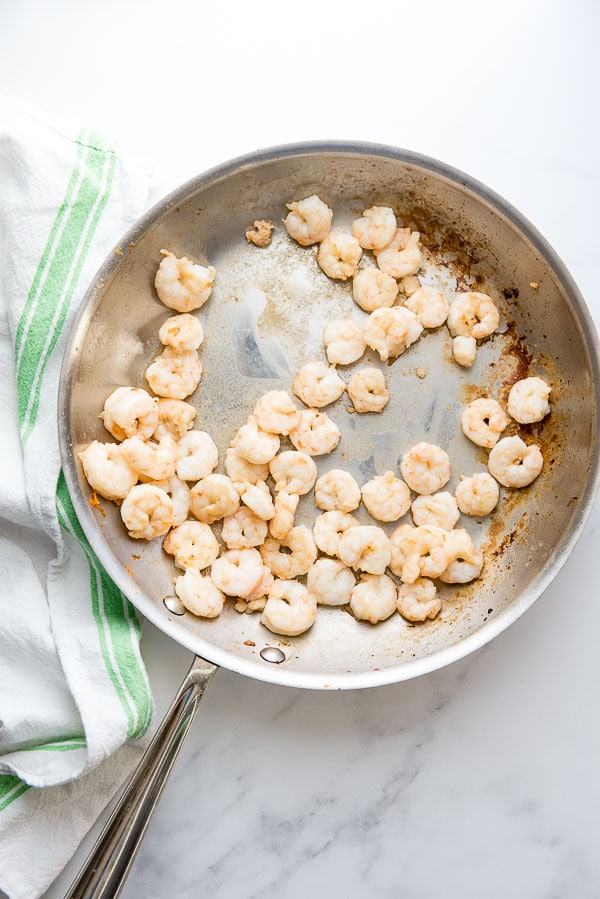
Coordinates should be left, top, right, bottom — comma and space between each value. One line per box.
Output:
121, 434, 178, 481
323, 318, 366, 365
411, 492, 460, 531
362, 307, 423, 361
487, 436, 543, 488
269, 451, 317, 495
317, 231, 362, 280
283, 195, 333, 246
361, 471, 411, 522
221, 506, 268, 549
224, 447, 269, 492
337, 525, 391, 575
148, 475, 190, 526
153, 398, 197, 441
352, 267, 399, 312
245, 565, 275, 602
455, 473, 500, 517
400, 442, 451, 495
120, 484, 174, 539
240, 479, 275, 520
351, 206, 397, 250
260, 525, 317, 578
269, 490, 300, 540
314, 468, 361, 513
245, 219, 275, 248
174, 568, 224, 618
158, 313, 204, 351
253, 390, 301, 436
189, 474, 240, 524
307, 558, 356, 606
101, 386, 158, 442
389, 524, 449, 583
293, 361, 346, 408
452, 335, 477, 368
210, 548, 264, 597
507, 377, 551, 424
403, 286, 449, 329
447, 291, 499, 339
397, 578, 441, 622
374, 228, 422, 279
232, 415, 280, 464
439, 529, 483, 584
400, 275, 421, 297
163, 520, 220, 570
350, 573, 397, 623
461, 398, 509, 449
346, 368, 390, 413
155, 250, 216, 312
176, 430, 219, 481
261, 579, 317, 636
145, 347, 202, 400
78, 441, 138, 501
288, 409, 341, 456
313, 510, 359, 557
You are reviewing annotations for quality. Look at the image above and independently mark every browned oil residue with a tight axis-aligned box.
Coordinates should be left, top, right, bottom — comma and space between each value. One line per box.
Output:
244, 640, 256, 647
89, 491, 106, 517
125, 565, 134, 578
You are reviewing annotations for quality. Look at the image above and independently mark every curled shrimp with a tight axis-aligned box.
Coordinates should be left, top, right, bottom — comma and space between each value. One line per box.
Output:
163, 520, 220, 571
78, 441, 137, 500
397, 578, 441, 622
240, 479, 275, 521
323, 318, 366, 365
313, 510, 359, 557
317, 231, 363, 280
101, 387, 158, 442
350, 574, 397, 623
260, 525, 317, 578
288, 408, 341, 456
400, 275, 421, 297
461, 398, 509, 449
153, 398, 196, 441
452, 336, 477, 368
269, 451, 317, 495
120, 484, 174, 539
314, 469, 361, 513
283, 195, 333, 246
155, 250, 216, 312
352, 267, 399, 312
307, 558, 356, 606
269, 491, 300, 540
351, 206, 397, 250
261, 579, 317, 637
455, 473, 500, 517
439, 529, 483, 584
224, 447, 269, 493
148, 475, 191, 526
389, 524, 449, 583
362, 306, 423, 361
245, 565, 275, 603
346, 368, 389, 413
403, 286, 449, 329
210, 548, 264, 597
176, 430, 219, 481
145, 347, 202, 400
411, 492, 460, 531
158, 313, 204, 351
361, 471, 411, 522
487, 436, 543, 488
253, 390, 301, 436
221, 506, 268, 549
293, 361, 346, 408
375, 228, 422, 279
447, 291, 499, 339
337, 525, 392, 575
121, 434, 178, 481
232, 415, 280, 464
400, 442, 451, 495
174, 568, 224, 618
507, 377, 551, 424
189, 474, 240, 524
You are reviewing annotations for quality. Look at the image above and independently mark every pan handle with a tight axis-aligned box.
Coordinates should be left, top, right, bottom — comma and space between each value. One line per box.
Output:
64, 654, 218, 899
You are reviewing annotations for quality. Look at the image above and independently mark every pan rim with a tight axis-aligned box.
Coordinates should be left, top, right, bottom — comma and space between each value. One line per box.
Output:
58, 140, 600, 690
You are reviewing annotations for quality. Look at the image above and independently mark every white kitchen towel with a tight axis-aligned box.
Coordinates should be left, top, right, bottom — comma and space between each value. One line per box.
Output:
0, 97, 156, 899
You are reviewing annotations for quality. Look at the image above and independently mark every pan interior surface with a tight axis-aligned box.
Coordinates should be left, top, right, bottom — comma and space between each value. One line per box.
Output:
61, 145, 599, 689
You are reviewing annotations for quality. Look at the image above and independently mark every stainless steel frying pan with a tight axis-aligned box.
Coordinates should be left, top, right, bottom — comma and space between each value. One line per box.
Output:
59, 142, 600, 896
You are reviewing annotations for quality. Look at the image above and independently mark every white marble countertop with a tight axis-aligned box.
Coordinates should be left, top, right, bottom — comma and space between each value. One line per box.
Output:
2, 1, 600, 896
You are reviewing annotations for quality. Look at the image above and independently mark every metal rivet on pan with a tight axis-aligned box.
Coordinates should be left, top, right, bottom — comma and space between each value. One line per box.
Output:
163, 595, 186, 616
260, 646, 286, 664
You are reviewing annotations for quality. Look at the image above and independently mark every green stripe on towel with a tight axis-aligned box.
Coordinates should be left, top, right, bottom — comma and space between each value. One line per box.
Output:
0, 776, 30, 812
